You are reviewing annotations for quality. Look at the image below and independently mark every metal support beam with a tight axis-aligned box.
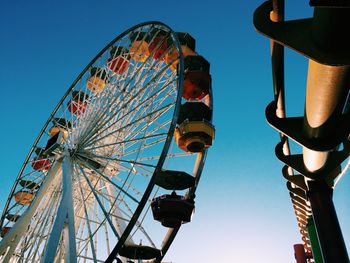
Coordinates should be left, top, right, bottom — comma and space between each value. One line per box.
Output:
42, 150, 77, 263
307, 180, 349, 263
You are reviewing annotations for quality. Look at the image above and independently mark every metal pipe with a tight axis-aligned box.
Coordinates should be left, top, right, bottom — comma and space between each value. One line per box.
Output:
270, 0, 285, 118
303, 7, 350, 172
294, 244, 307, 263
302, 7, 350, 263
307, 180, 349, 263
303, 61, 350, 171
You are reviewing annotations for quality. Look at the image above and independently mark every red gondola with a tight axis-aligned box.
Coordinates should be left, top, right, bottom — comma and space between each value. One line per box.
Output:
107, 46, 130, 75
68, 91, 88, 116
183, 55, 211, 100
148, 29, 169, 60
31, 156, 51, 171
0, 227, 11, 238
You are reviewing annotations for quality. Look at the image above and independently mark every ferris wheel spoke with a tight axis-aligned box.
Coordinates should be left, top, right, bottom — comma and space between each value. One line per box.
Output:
78, 49, 173, 146
77, 170, 98, 262
138, 152, 193, 162
77, 58, 152, 146
77, 156, 140, 204
76, 87, 123, 147
114, 175, 144, 198
75, 216, 87, 254
85, 153, 157, 170
79, 68, 175, 149
130, 162, 154, 175
118, 95, 175, 145
83, 102, 173, 149
18, 167, 47, 182
22, 186, 61, 262
119, 75, 176, 128
113, 162, 152, 177
24, 191, 60, 262
122, 138, 167, 159
120, 197, 156, 248
85, 76, 175, 148
77, 164, 121, 239
85, 132, 168, 152
100, 182, 114, 257
120, 88, 176, 142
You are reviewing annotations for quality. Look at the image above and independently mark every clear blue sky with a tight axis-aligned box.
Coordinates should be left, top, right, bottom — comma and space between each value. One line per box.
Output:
0, 1, 349, 262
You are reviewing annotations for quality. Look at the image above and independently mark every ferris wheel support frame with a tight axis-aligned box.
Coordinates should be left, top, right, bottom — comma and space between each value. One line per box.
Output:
42, 149, 77, 263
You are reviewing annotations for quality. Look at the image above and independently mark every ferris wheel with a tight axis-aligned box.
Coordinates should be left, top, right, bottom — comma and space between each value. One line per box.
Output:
0, 22, 215, 263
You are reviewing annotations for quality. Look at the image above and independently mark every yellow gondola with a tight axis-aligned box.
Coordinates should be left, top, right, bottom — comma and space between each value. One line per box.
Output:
175, 102, 215, 152
87, 67, 108, 93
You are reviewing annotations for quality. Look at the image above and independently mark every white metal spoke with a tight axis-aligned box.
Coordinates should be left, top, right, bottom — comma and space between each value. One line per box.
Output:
77, 164, 120, 239
77, 172, 97, 262
77, 156, 139, 203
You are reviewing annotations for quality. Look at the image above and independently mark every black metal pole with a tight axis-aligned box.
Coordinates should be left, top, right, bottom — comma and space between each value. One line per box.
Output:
307, 180, 349, 263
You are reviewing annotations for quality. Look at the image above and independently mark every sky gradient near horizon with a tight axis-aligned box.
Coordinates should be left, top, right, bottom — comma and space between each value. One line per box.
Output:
0, 1, 349, 262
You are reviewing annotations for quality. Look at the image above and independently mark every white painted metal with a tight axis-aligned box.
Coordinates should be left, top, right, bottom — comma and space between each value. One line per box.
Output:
42, 151, 76, 263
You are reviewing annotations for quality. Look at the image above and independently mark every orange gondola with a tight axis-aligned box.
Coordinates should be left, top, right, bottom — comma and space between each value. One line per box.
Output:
166, 32, 196, 72
15, 191, 34, 206
129, 32, 150, 62
48, 118, 71, 142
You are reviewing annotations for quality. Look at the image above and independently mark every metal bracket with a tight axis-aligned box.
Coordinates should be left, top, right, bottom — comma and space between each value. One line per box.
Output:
253, 1, 350, 65
266, 101, 350, 151
282, 165, 307, 191
275, 140, 350, 180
